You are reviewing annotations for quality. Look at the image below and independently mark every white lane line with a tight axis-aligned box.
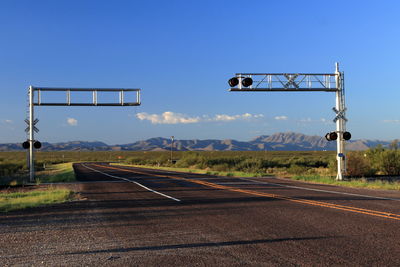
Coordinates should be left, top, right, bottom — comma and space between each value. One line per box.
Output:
240, 177, 400, 202
81, 164, 181, 202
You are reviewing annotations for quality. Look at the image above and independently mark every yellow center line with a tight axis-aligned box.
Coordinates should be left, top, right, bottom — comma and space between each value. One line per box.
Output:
92, 164, 400, 221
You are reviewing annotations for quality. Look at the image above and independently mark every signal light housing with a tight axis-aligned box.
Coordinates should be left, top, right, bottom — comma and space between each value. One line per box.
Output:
33, 141, 42, 149
22, 140, 42, 149
228, 77, 239, 87
325, 132, 338, 141
242, 77, 253, 87
22, 141, 30, 149
343, 131, 351, 141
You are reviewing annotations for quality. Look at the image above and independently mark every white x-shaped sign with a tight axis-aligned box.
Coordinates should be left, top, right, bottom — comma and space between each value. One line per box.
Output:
24, 118, 39, 133
283, 74, 299, 89
332, 107, 347, 122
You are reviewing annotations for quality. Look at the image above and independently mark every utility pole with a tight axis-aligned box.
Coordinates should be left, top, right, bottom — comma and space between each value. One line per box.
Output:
170, 136, 174, 163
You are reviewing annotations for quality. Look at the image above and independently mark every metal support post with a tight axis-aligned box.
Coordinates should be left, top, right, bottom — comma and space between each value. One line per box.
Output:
335, 63, 346, 180
29, 86, 35, 182
93, 90, 97, 105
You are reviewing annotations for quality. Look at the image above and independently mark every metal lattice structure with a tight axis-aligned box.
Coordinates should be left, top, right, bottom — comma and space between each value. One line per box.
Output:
228, 63, 348, 180
26, 86, 141, 182
33, 87, 141, 106
229, 73, 338, 92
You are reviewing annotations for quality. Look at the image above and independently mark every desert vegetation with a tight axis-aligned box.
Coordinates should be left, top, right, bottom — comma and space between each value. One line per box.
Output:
0, 158, 76, 212
1, 145, 400, 185
123, 150, 334, 177
0, 187, 73, 212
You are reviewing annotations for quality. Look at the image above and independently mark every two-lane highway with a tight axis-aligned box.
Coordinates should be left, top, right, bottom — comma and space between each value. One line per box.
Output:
1, 162, 399, 266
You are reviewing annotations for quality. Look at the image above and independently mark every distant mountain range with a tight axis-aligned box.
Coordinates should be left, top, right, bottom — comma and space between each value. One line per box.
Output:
0, 132, 393, 152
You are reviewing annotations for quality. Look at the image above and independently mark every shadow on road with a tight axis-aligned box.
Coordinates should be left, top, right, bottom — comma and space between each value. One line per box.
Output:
62, 236, 336, 255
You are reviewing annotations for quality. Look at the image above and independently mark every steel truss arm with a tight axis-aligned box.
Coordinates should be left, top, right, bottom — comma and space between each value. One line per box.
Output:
32, 87, 141, 106
26, 86, 141, 182
229, 73, 338, 92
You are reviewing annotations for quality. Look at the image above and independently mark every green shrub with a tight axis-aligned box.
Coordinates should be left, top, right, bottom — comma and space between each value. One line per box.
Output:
287, 164, 309, 175
175, 152, 206, 168
0, 162, 25, 177
380, 150, 400, 175
212, 164, 230, 172
346, 152, 375, 177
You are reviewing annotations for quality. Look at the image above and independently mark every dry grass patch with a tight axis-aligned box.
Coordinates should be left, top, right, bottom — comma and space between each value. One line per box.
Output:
0, 187, 73, 212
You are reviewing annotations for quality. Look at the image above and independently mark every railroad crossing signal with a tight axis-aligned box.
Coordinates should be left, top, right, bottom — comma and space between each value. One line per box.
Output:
325, 131, 351, 141
25, 86, 141, 182
22, 140, 41, 149
23, 118, 41, 149
228, 63, 349, 181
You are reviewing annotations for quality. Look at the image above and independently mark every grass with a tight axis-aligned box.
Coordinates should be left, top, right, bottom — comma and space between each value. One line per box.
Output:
292, 175, 400, 190
0, 187, 73, 212
112, 163, 272, 178
0, 163, 76, 186
36, 163, 76, 183
0, 163, 76, 212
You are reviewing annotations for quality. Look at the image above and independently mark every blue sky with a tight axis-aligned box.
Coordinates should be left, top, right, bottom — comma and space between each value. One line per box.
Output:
1, 0, 400, 144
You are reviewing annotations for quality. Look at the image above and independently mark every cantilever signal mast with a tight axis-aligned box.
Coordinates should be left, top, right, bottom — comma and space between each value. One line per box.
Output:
228, 63, 349, 181
25, 87, 141, 182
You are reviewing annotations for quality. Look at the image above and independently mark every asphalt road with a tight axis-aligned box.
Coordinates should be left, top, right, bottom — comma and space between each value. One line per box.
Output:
1, 162, 399, 266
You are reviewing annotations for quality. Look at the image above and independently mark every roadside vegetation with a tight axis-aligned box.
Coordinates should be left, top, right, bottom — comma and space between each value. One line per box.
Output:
0, 187, 73, 212
119, 146, 400, 190
291, 175, 400, 190
0, 158, 76, 212
36, 163, 76, 183
1, 145, 400, 190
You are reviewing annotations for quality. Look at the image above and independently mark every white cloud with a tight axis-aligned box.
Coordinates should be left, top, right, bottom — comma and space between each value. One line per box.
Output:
300, 117, 312, 123
136, 112, 201, 124
213, 114, 237, 121
67, 117, 78, 126
212, 113, 264, 122
4, 119, 12, 124
296, 117, 333, 125
136, 111, 264, 124
320, 118, 332, 125
274, 115, 288, 121
383, 119, 400, 124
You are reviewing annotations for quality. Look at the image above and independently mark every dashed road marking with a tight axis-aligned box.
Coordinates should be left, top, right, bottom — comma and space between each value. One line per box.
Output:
81, 164, 181, 202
